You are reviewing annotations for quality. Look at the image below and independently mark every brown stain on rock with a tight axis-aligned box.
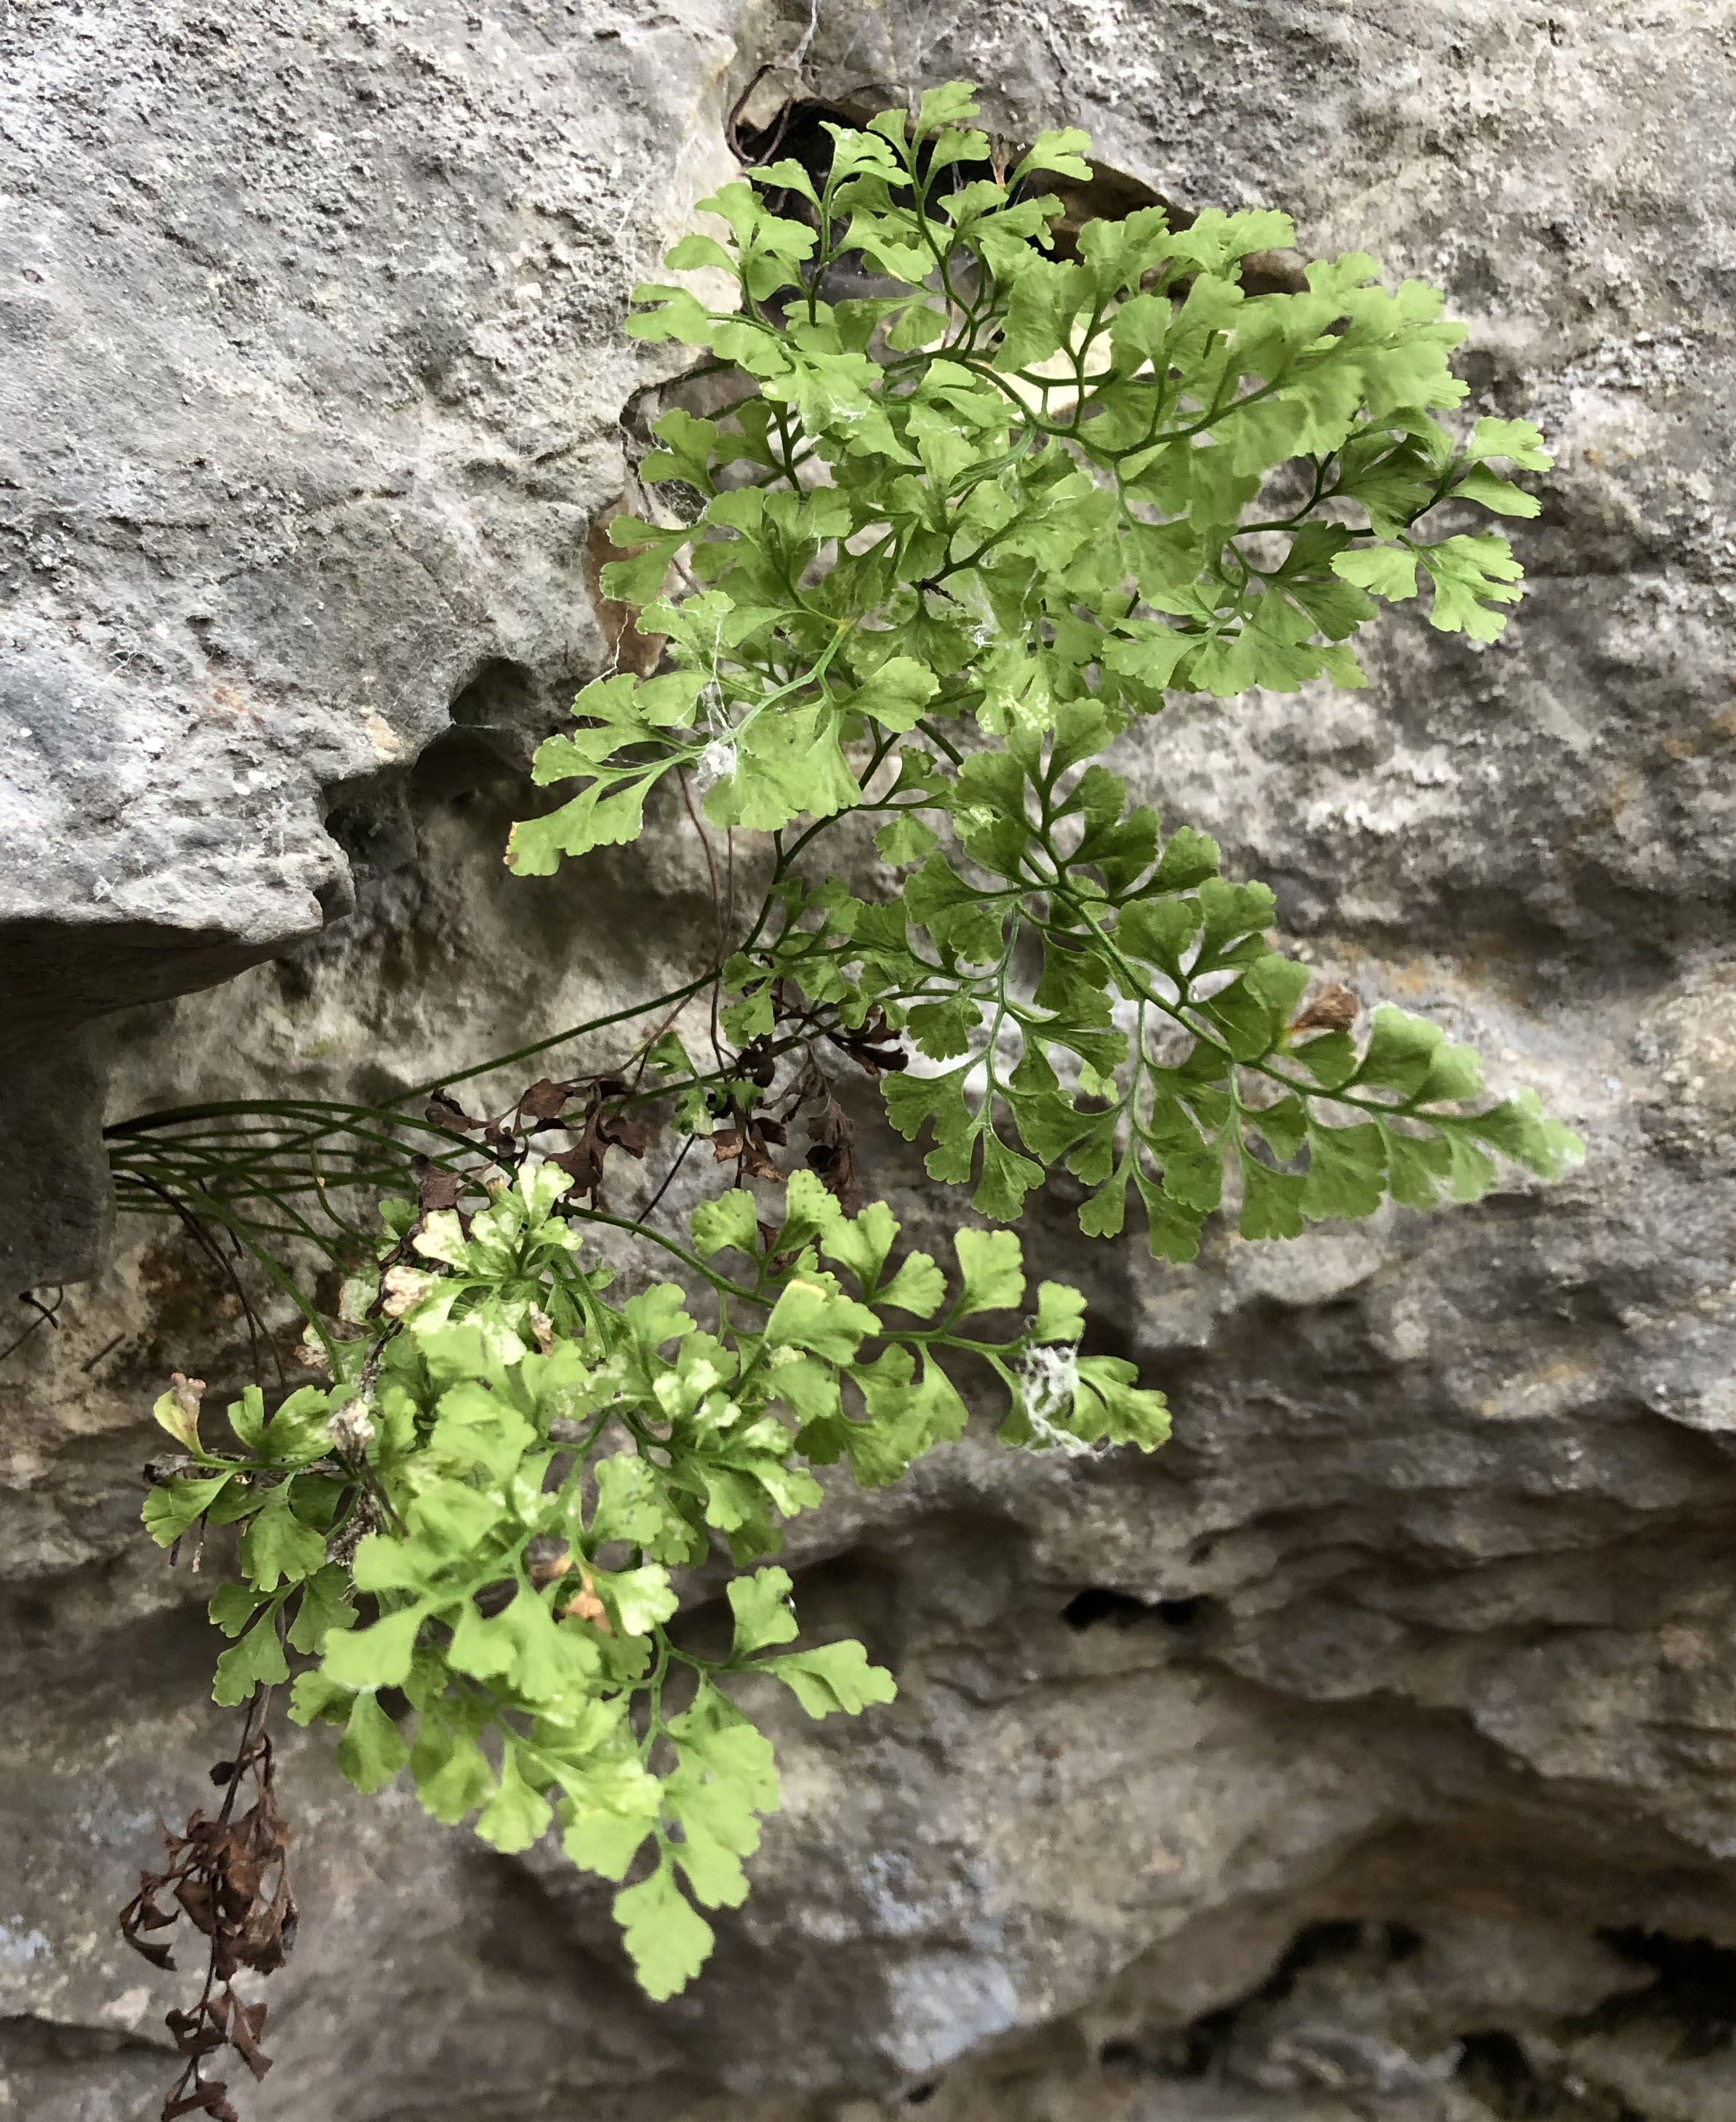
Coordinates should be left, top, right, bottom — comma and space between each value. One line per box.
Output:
584, 503, 668, 680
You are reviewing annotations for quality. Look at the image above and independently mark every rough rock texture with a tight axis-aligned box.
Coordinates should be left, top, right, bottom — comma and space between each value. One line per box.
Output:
6, 2, 1736, 2120
0, 0, 754, 1283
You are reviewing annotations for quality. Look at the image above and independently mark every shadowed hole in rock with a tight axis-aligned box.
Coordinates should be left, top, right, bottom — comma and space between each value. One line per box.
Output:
1256, 1917, 1368, 2001
5, 1590, 57, 1639
780, 1547, 905, 1671
1456, 2030, 1540, 2114
1580, 1928, 1736, 2059
729, 93, 861, 195
667, 1546, 907, 1676
1061, 1588, 1208, 1631
409, 726, 524, 811
324, 782, 417, 879
1096, 2018, 1235, 2081
272, 949, 317, 1005
1062, 1588, 1149, 1630
409, 656, 543, 811
1455, 2027, 1645, 2120
450, 655, 533, 728
473, 1847, 644, 1996
1093, 1918, 1439, 2086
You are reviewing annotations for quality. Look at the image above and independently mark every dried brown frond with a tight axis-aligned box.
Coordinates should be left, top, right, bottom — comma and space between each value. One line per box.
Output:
119, 1702, 294, 2121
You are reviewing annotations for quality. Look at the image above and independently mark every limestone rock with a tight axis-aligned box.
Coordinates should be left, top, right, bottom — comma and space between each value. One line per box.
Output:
0, 0, 749, 1280
4, 3, 1736, 2121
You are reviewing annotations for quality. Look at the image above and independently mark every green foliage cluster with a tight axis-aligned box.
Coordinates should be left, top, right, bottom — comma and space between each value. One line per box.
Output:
505, 80, 1572, 1255
507, 86, 1549, 881
148, 1165, 1158, 1998
138, 84, 1576, 2006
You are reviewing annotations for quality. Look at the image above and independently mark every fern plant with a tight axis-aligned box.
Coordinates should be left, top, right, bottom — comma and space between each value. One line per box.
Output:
131, 83, 1577, 2035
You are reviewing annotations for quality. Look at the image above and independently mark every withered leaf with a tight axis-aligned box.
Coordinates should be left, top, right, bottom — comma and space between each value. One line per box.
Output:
796, 1066, 861, 1210
1291, 982, 1360, 1034
174, 1878, 217, 1936
805, 1141, 859, 1211
600, 1114, 648, 1159
165, 2009, 226, 2061
223, 1996, 273, 2081
121, 1729, 289, 2121
584, 505, 667, 678
825, 1005, 908, 1080
550, 1142, 603, 1194
165, 2084, 238, 2121
517, 1077, 573, 1124
414, 1163, 463, 1214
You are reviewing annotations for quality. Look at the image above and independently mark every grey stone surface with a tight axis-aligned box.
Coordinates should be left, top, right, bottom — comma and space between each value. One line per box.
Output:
4, 2, 1736, 2120
0, 0, 758, 1283
0, 1021, 113, 1289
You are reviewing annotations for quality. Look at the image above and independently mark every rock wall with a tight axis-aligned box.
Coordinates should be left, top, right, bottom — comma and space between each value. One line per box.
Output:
0, 0, 752, 1285
4, 2, 1736, 2119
